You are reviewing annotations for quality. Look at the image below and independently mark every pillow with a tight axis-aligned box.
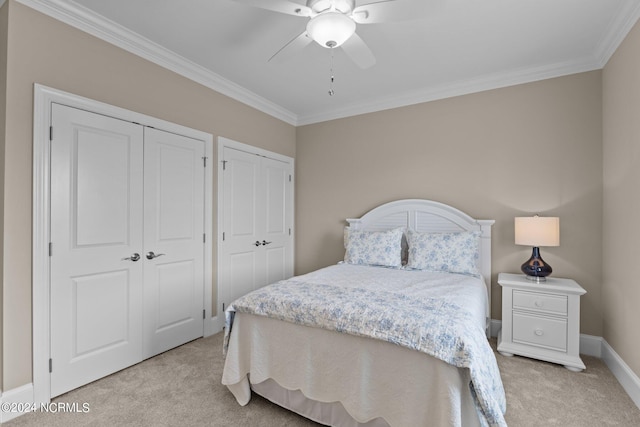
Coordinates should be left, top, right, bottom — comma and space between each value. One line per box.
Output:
406, 230, 481, 275
344, 227, 404, 268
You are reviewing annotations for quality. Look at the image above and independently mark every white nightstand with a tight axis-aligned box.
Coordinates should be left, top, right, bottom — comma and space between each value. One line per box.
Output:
497, 272, 586, 372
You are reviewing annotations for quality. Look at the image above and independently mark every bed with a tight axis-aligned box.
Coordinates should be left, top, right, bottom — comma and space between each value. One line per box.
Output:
221, 199, 506, 427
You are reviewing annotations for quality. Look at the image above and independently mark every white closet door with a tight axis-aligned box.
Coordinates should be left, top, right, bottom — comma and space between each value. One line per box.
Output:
222, 147, 264, 306
50, 104, 144, 397
220, 145, 293, 309
142, 127, 205, 357
262, 156, 293, 285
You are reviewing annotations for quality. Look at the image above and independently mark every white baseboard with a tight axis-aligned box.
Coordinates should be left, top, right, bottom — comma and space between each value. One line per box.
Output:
602, 340, 640, 409
0, 383, 34, 423
578, 333, 603, 358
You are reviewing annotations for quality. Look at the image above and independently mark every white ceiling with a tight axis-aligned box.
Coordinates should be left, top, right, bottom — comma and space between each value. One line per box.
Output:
20, 0, 640, 125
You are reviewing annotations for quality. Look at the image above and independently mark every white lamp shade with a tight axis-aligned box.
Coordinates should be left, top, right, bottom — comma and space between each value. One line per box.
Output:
306, 12, 356, 48
515, 216, 560, 247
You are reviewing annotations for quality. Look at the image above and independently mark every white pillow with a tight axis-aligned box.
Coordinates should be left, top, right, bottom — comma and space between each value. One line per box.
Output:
406, 230, 481, 275
344, 227, 404, 268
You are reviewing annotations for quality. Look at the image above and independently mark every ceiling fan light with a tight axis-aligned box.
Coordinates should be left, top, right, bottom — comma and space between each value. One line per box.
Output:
306, 12, 356, 48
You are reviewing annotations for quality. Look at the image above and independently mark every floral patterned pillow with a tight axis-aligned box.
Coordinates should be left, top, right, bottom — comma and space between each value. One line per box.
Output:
406, 230, 481, 275
344, 227, 404, 268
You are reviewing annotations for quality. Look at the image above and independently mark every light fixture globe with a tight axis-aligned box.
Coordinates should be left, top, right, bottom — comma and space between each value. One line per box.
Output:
306, 12, 356, 48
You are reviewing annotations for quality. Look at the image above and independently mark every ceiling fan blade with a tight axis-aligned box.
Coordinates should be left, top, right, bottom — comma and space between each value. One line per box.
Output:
341, 33, 376, 69
269, 31, 313, 63
352, 0, 439, 24
232, 0, 312, 17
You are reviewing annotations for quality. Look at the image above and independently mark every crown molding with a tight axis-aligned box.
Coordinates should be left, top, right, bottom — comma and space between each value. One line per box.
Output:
593, 0, 640, 67
16, 0, 298, 126
297, 56, 602, 125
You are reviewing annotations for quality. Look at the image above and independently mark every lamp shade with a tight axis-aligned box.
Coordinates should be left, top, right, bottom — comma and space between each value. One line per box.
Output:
306, 12, 356, 48
515, 216, 559, 247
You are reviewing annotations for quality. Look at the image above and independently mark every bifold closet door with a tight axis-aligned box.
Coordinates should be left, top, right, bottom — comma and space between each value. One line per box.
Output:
50, 104, 145, 397
50, 105, 205, 397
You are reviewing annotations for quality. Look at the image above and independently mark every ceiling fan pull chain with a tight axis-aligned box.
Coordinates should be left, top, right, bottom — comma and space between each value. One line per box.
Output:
328, 46, 335, 96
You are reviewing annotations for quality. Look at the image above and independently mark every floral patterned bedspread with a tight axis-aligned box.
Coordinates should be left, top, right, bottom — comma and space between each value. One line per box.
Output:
224, 265, 507, 427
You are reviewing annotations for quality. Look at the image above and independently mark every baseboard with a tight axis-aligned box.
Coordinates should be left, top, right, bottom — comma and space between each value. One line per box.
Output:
578, 333, 603, 358
0, 383, 34, 423
602, 340, 640, 409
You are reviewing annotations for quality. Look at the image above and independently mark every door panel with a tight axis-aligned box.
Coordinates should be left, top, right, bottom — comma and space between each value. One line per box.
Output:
222, 147, 264, 306
75, 132, 132, 246
73, 271, 130, 355
143, 127, 204, 358
262, 157, 292, 285
50, 103, 144, 397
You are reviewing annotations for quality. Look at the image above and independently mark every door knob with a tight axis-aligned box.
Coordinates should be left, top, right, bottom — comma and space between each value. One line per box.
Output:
146, 251, 165, 260
254, 241, 261, 246
122, 253, 140, 262
262, 240, 272, 246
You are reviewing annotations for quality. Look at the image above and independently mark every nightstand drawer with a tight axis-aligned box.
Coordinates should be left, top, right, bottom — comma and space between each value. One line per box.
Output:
513, 290, 567, 316
512, 312, 567, 352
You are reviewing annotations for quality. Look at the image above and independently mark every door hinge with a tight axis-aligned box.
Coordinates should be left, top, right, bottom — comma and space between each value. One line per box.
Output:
49, 126, 53, 141
203, 309, 206, 319
222, 160, 227, 170
222, 232, 225, 241
222, 302, 225, 312
49, 358, 53, 373
289, 228, 292, 236
203, 233, 206, 243
289, 174, 292, 182
202, 156, 208, 167
48, 242, 53, 257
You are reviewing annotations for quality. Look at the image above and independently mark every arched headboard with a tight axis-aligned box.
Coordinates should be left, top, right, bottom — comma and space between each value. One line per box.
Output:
347, 199, 495, 330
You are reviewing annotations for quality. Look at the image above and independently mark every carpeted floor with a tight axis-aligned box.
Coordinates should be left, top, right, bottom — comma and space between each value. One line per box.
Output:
5, 332, 640, 426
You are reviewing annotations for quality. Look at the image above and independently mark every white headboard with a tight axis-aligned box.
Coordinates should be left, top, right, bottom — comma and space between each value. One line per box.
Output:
346, 199, 495, 329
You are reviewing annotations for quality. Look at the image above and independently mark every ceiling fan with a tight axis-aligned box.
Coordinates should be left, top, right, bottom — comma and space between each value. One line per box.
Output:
232, 0, 420, 69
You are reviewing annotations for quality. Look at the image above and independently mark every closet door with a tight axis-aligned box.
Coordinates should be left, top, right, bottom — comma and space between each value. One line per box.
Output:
221, 147, 263, 306
50, 104, 206, 397
50, 104, 144, 397
220, 145, 293, 309
143, 128, 205, 357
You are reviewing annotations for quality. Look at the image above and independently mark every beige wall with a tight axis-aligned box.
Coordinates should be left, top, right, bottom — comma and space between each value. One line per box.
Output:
603, 19, 640, 377
2, 1, 295, 391
296, 71, 603, 337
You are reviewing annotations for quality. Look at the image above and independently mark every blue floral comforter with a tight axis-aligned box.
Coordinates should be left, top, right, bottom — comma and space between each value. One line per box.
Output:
224, 266, 506, 427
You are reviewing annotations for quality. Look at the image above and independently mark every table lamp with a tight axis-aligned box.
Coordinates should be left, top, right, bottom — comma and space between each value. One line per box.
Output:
515, 216, 560, 282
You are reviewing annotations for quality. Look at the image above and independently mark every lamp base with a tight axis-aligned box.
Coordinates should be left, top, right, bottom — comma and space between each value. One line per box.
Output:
521, 246, 552, 282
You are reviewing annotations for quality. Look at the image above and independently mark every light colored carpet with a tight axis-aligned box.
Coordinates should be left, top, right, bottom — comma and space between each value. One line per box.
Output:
5, 332, 640, 426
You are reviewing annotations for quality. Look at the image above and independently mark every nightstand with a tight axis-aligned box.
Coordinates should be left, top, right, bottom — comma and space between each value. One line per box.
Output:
497, 272, 586, 371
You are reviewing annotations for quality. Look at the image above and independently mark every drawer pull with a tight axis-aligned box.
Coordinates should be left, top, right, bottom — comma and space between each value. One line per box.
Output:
534, 300, 544, 308
534, 329, 544, 336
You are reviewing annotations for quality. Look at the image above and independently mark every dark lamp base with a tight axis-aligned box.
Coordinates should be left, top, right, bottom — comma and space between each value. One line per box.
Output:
521, 247, 552, 282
